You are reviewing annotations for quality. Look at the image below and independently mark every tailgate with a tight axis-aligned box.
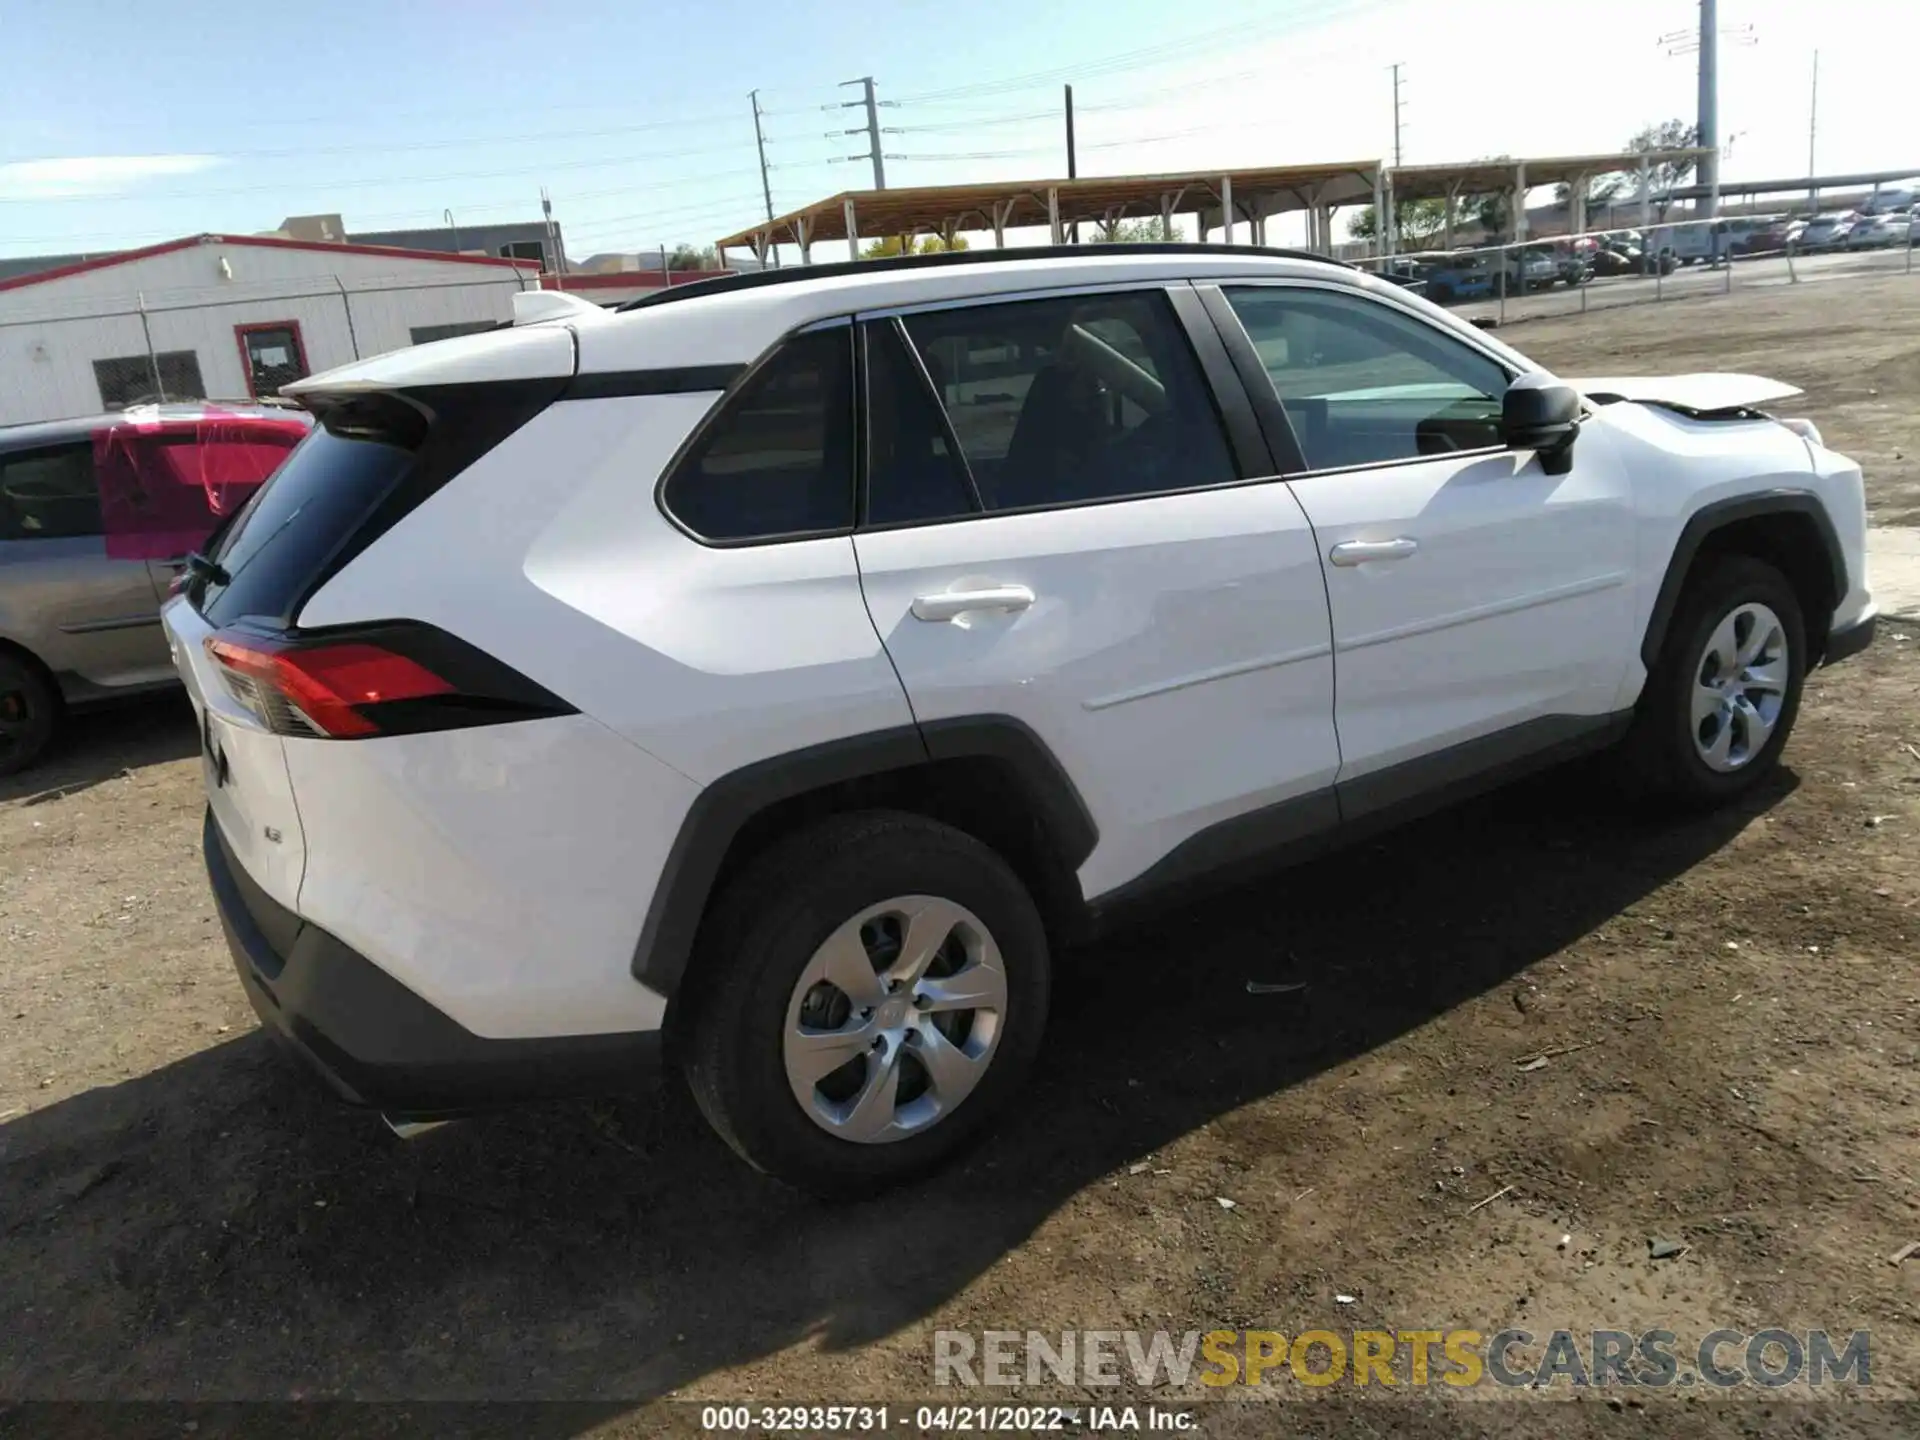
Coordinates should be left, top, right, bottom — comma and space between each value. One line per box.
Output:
163, 595, 308, 911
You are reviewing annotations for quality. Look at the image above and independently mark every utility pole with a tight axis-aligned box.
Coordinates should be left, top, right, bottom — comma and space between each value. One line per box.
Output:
750, 89, 780, 266
539, 186, 566, 274
839, 77, 886, 190
1807, 49, 1820, 211
1696, 0, 1719, 218
1064, 84, 1079, 243
1389, 63, 1405, 167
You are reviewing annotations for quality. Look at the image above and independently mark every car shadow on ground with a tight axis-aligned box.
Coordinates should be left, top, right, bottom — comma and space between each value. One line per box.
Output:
0, 693, 199, 806
0, 759, 1794, 1416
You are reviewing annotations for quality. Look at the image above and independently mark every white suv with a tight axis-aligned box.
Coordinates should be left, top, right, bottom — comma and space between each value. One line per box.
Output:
166, 246, 1875, 1194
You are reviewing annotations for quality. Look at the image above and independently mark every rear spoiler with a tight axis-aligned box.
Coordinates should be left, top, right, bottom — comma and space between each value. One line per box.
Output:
511, 290, 612, 327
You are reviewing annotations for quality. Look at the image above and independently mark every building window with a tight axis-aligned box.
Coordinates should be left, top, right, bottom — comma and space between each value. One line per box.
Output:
234, 321, 310, 400
93, 351, 208, 410
499, 240, 547, 268
410, 320, 501, 346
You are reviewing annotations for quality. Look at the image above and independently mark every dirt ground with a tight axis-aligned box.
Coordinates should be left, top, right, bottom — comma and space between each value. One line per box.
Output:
1511, 271, 1920, 527
4, 278, 1920, 1439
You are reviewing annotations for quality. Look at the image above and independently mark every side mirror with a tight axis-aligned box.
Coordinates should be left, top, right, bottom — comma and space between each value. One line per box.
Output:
1500, 373, 1581, 475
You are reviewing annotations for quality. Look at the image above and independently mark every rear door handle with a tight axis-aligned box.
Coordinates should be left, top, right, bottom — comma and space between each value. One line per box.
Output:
911, 584, 1036, 622
1329, 538, 1419, 566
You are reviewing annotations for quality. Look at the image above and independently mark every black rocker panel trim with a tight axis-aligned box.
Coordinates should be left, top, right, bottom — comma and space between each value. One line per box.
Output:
1641, 491, 1847, 670
1086, 711, 1632, 927
631, 716, 1098, 998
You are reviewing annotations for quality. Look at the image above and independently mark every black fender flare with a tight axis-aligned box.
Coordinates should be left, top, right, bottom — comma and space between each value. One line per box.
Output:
1639, 490, 1847, 671
630, 716, 1097, 999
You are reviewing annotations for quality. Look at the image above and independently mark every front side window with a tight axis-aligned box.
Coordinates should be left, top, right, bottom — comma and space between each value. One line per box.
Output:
662, 327, 855, 542
1223, 287, 1511, 472
0, 443, 102, 541
898, 290, 1237, 513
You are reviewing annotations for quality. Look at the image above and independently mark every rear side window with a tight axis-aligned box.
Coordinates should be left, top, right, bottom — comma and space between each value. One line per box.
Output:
196, 380, 563, 625
899, 290, 1237, 513
864, 319, 979, 526
662, 328, 855, 541
0, 443, 102, 540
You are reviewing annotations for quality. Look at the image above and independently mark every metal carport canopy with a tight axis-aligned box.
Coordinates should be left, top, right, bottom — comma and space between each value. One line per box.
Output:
1383, 149, 1716, 204
715, 161, 1383, 260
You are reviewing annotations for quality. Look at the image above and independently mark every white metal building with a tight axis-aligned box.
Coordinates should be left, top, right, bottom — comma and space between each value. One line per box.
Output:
0, 234, 540, 427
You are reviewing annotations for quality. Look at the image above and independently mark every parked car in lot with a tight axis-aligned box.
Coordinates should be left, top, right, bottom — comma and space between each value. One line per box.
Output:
1730, 217, 1793, 255
0, 403, 310, 774
1844, 213, 1909, 249
1527, 241, 1592, 287
173, 244, 1876, 1194
1500, 246, 1561, 292
1420, 253, 1497, 303
1796, 215, 1856, 251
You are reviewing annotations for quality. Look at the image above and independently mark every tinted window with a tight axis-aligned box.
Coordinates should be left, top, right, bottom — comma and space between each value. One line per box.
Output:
1224, 287, 1511, 471
864, 319, 978, 526
901, 291, 1236, 512
0, 443, 102, 540
200, 425, 413, 625
664, 328, 854, 541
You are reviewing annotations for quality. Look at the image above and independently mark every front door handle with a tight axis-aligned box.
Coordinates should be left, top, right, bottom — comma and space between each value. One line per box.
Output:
1329, 538, 1419, 567
911, 584, 1036, 622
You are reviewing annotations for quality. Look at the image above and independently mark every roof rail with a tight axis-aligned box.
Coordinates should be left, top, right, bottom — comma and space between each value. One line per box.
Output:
613, 243, 1349, 313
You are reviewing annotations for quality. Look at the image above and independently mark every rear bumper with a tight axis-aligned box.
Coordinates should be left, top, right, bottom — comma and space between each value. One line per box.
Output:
203, 809, 663, 1118
1823, 612, 1876, 667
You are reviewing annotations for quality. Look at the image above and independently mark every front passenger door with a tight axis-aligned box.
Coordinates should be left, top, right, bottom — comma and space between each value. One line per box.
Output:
1213, 283, 1636, 810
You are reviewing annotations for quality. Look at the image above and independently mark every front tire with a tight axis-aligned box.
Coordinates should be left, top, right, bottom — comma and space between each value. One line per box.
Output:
1621, 555, 1806, 807
682, 811, 1051, 1196
0, 652, 58, 778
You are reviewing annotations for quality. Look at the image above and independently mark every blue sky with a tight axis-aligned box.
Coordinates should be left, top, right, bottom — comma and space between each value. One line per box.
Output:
0, 0, 1906, 260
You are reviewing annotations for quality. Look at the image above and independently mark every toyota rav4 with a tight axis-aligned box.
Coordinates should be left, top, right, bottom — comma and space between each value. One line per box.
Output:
167, 245, 1875, 1195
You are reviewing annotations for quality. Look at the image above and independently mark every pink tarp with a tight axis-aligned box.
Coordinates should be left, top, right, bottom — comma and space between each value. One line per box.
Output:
94, 412, 308, 561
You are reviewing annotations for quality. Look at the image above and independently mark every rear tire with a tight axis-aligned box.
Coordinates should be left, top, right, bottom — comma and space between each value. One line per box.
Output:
1621, 555, 1806, 808
0, 652, 58, 778
682, 810, 1051, 1197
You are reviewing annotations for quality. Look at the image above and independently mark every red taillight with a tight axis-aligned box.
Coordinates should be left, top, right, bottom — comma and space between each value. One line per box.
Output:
207, 633, 455, 738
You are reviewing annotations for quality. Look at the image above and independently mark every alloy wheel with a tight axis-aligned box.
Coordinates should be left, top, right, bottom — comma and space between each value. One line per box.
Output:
1691, 601, 1790, 773
782, 895, 1008, 1144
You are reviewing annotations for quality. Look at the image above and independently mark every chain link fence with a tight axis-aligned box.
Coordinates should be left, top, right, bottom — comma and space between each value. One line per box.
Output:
1348, 211, 1918, 327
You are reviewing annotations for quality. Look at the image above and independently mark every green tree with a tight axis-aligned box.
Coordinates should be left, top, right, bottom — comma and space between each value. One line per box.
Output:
862, 234, 969, 258
1346, 197, 1452, 248
666, 244, 720, 271
1628, 118, 1703, 196
1556, 120, 1699, 210
1086, 216, 1180, 243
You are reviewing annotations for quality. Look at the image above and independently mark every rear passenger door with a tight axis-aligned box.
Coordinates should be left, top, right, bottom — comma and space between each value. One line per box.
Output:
851, 285, 1340, 906
0, 440, 171, 689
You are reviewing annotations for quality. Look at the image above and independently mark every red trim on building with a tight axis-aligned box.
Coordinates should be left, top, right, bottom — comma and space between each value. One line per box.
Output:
0, 233, 538, 296
233, 319, 310, 401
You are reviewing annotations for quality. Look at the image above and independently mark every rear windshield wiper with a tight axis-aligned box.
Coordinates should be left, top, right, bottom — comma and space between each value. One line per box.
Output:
184, 551, 231, 588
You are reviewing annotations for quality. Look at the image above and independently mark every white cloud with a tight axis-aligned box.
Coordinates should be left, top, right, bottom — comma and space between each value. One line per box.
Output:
0, 154, 222, 199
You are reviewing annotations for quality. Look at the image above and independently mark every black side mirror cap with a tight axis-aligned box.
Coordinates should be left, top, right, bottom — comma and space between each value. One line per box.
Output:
1501, 372, 1581, 475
